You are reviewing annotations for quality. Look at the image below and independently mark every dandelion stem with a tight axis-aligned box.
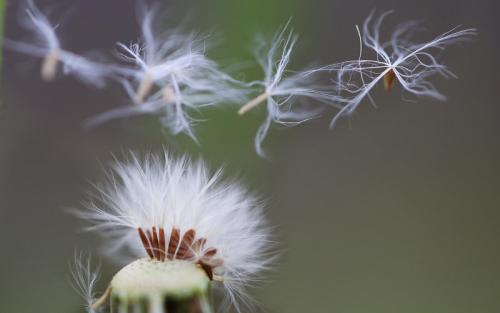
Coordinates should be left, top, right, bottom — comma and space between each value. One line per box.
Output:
238, 92, 268, 115
41, 48, 60, 82
135, 72, 153, 103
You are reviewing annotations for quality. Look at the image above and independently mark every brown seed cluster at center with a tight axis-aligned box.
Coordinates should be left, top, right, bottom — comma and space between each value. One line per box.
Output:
137, 227, 223, 280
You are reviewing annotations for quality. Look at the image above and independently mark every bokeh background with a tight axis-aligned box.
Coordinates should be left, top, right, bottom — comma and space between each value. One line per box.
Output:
1, 0, 499, 312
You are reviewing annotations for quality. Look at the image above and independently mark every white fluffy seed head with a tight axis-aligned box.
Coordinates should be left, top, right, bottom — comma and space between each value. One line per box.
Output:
77, 151, 273, 311
326, 11, 476, 127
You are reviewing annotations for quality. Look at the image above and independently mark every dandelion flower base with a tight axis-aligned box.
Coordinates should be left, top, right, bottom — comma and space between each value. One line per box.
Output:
109, 259, 210, 313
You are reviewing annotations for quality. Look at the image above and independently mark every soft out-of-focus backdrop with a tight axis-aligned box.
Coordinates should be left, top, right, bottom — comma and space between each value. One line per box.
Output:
1, 0, 499, 312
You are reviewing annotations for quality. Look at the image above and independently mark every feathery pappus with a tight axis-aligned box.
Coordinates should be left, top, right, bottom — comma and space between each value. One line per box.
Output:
238, 21, 341, 157
322, 11, 477, 127
86, 5, 245, 141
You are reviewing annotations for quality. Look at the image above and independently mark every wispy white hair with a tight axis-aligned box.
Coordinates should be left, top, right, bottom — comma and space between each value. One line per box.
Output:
85, 67, 244, 141
240, 21, 340, 157
4, 0, 112, 87
115, 3, 243, 99
324, 11, 476, 127
70, 252, 101, 313
105, 4, 244, 140
77, 152, 273, 311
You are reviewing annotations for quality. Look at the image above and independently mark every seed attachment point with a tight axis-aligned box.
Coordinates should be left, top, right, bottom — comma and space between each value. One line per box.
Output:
41, 48, 60, 82
238, 92, 268, 115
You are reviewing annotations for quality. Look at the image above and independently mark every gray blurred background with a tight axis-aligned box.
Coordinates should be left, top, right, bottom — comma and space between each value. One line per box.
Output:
1, 0, 499, 312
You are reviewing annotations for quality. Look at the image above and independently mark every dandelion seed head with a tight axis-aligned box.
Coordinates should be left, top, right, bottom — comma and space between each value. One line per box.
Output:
77, 151, 273, 310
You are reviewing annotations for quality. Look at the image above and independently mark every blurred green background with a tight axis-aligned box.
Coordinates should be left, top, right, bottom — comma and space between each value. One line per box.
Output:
1, 0, 499, 312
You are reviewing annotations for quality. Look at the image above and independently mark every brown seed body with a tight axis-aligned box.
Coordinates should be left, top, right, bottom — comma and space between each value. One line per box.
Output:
137, 226, 222, 281
41, 49, 60, 82
383, 69, 396, 92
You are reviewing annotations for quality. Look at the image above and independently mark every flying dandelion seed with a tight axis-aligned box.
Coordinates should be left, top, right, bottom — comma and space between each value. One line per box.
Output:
238, 21, 341, 157
322, 10, 476, 127
98, 5, 244, 140
4, 0, 112, 87
86, 67, 245, 141
83, 79, 214, 142
75, 152, 273, 313
115, 4, 242, 103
